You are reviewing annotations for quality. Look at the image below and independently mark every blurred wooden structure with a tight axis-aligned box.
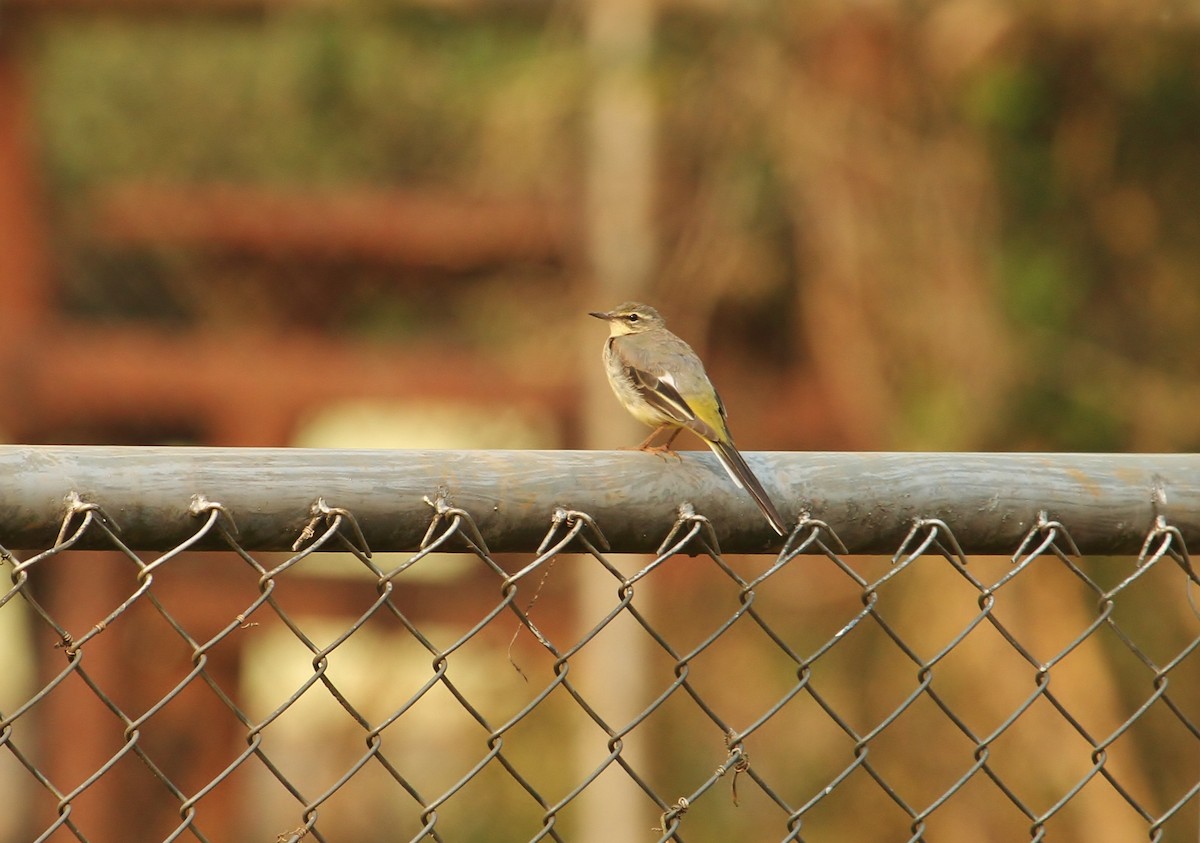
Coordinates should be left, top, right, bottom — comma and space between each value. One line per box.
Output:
0, 46, 578, 446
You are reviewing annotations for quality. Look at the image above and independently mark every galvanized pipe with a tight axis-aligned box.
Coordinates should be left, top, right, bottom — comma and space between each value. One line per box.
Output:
0, 446, 1196, 555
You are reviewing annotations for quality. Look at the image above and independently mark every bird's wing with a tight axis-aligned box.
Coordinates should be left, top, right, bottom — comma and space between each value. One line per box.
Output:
613, 333, 727, 443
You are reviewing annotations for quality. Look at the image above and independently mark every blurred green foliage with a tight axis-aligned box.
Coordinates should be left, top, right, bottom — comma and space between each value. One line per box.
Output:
34, 10, 577, 189
25, 4, 1200, 452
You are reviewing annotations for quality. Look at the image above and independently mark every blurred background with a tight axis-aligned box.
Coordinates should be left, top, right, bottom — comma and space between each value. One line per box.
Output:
1, 0, 1198, 453
2, 1, 1199, 842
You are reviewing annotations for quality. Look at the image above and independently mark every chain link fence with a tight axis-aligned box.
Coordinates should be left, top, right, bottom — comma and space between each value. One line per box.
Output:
1, 447, 1199, 842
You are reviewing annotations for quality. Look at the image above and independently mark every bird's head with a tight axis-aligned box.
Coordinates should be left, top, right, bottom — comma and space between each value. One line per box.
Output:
588, 302, 665, 336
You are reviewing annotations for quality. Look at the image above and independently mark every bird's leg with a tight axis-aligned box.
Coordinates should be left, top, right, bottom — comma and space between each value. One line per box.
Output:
617, 424, 668, 452
639, 425, 683, 461
635, 424, 670, 449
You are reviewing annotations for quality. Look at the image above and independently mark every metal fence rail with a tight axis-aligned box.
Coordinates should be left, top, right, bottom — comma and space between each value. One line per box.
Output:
1, 447, 1198, 842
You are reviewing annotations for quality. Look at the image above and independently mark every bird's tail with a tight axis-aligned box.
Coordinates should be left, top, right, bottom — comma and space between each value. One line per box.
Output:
706, 438, 788, 537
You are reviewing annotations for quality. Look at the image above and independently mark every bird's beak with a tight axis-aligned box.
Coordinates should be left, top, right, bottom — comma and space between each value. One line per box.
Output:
588, 310, 613, 321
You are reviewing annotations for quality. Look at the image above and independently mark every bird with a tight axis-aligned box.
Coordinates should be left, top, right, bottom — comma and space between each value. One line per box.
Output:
589, 302, 788, 536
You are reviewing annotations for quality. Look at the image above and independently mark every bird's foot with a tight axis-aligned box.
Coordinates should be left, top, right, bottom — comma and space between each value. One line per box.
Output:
639, 443, 683, 462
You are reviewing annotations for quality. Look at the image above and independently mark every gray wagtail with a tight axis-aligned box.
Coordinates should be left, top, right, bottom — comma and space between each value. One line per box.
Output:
590, 302, 787, 536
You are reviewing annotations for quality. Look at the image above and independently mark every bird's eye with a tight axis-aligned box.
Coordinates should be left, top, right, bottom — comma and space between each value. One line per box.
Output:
627, 313, 639, 322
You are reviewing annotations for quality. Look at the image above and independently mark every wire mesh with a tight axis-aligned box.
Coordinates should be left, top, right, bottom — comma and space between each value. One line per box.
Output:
2, 465, 1199, 842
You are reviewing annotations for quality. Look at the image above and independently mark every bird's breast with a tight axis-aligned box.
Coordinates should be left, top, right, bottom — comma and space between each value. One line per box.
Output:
601, 343, 677, 428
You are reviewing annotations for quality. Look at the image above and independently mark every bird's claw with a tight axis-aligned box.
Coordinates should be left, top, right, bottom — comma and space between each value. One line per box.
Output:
639, 443, 683, 462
